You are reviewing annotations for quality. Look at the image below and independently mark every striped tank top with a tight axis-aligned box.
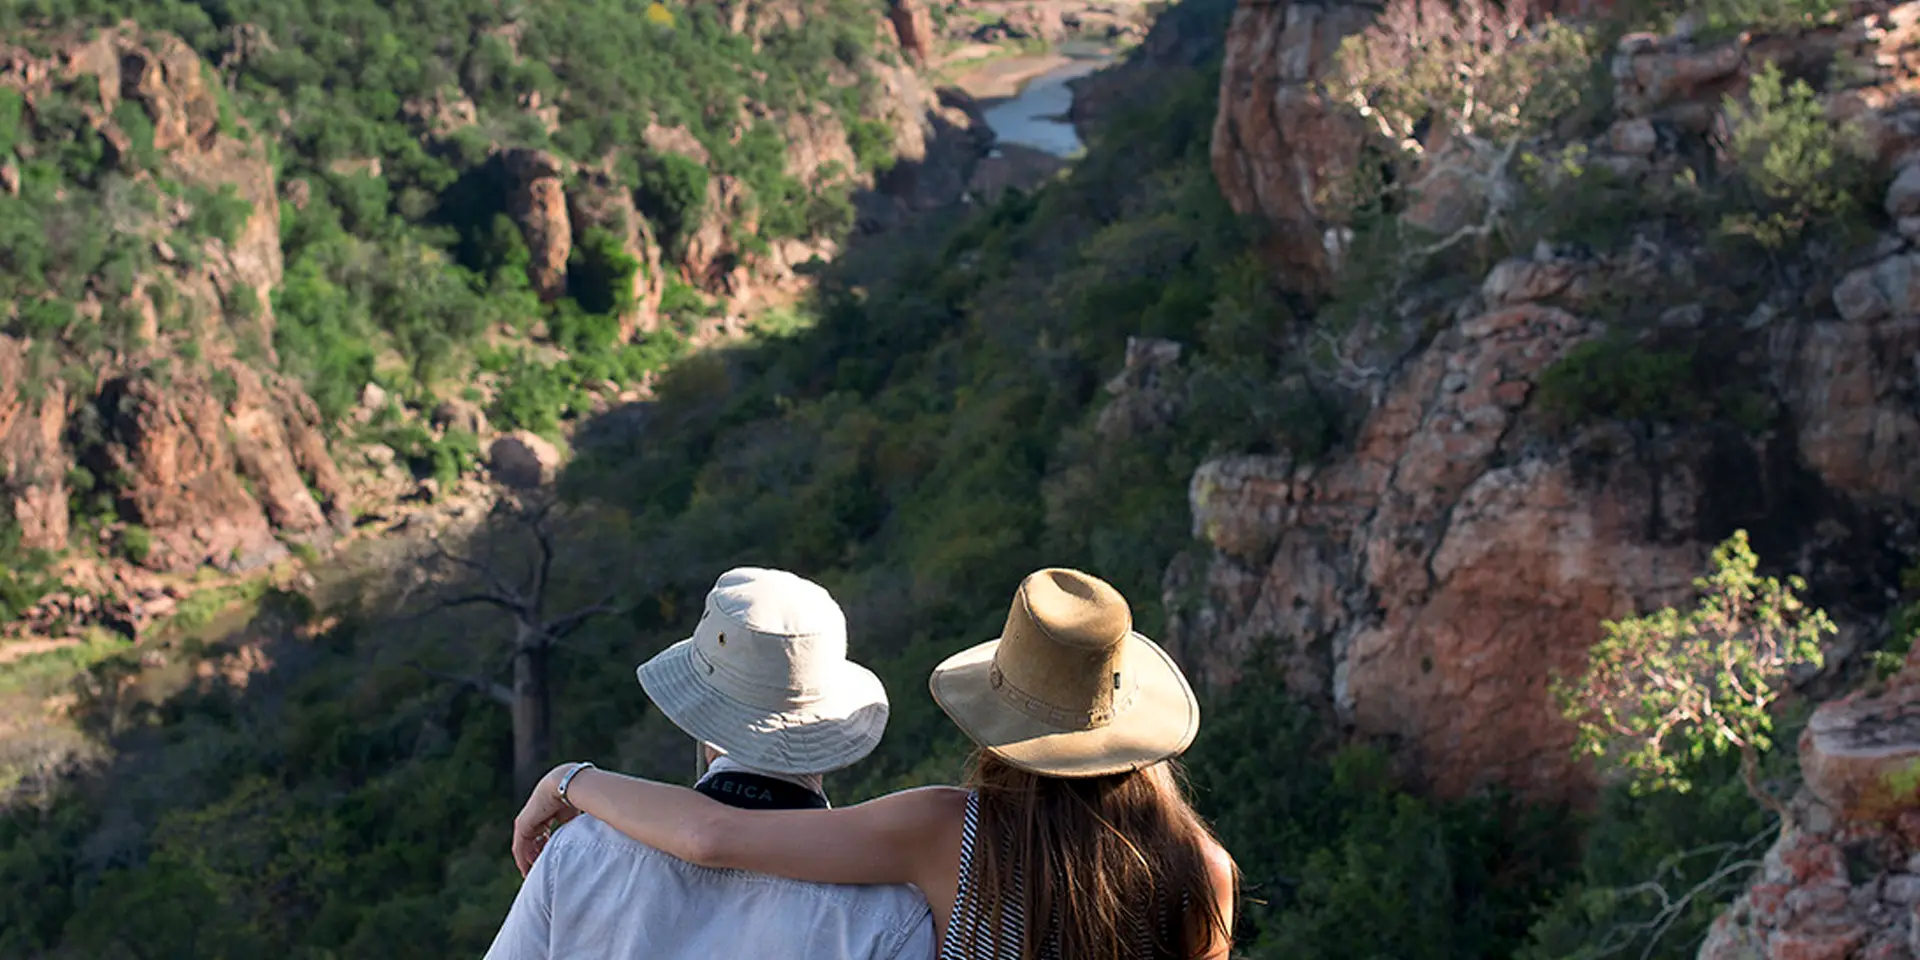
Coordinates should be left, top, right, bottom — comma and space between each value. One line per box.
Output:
938, 792, 1035, 959
937, 793, 1182, 959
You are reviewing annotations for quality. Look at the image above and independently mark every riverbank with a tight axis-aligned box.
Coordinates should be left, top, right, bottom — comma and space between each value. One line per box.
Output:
945, 48, 1078, 100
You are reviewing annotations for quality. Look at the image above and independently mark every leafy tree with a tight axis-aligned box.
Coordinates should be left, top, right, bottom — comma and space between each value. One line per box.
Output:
1327, 0, 1593, 254
0, 522, 54, 624
636, 153, 711, 258
1554, 530, 1833, 815
1718, 61, 1872, 251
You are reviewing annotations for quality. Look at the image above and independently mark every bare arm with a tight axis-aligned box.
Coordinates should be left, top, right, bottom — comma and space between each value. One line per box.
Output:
1196, 842, 1238, 960
513, 764, 966, 892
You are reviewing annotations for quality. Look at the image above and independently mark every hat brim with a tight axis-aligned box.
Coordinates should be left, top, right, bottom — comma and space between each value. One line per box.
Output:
636, 638, 889, 775
928, 631, 1199, 778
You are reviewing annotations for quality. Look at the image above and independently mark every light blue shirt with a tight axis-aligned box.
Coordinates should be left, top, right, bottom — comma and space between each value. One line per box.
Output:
483, 813, 935, 960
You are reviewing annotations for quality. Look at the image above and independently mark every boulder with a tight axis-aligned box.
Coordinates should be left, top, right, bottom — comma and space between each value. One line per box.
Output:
1095, 336, 1184, 440
489, 431, 562, 489
1887, 162, 1920, 219
431, 398, 490, 437
1798, 255, 1920, 503
1801, 681, 1920, 822
1609, 117, 1658, 156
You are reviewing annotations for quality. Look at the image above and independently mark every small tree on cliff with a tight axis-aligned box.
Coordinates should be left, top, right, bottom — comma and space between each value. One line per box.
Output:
407, 494, 624, 794
1325, 0, 1591, 256
1553, 530, 1833, 818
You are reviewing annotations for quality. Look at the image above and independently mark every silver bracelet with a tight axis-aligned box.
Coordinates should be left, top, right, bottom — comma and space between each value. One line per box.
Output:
557, 761, 596, 810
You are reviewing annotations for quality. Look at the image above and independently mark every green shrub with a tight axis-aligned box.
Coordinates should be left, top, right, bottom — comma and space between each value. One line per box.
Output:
0, 87, 22, 158
184, 183, 254, 245
1187, 666, 1579, 960
1537, 336, 1698, 424
109, 100, 160, 171
563, 227, 639, 321
635, 153, 710, 258
847, 117, 896, 173
1520, 750, 1777, 960
480, 349, 591, 439
1718, 62, 1873, 252
0, 522, 54, 623
1555, 530, 1832, 802
1688, 0, 1844, 38
415, 430, 483, 489
120, 525, 153, 566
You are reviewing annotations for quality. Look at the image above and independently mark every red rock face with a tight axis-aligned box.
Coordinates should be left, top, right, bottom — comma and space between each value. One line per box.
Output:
0, 26, 346, 568
503, 149, 574, 303
1177, 0, 1920, 805
1702, 790, 1920, 960
1209, 0, 1371, 298
1802, 680, 1920, 824
1171, 281, 1709, 803
889, 0, 936, 63
0, 338, 70, 551
94, 363, 348, 573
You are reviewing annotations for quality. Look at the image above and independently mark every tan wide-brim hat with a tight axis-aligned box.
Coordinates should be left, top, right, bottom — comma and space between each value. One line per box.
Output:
929, 568, 1199, 778
638, 567, 888, 775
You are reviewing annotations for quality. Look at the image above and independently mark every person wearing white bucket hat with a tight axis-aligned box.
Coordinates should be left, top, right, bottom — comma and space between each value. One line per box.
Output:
514, 567, 1239, 960
484, 567, 934, 960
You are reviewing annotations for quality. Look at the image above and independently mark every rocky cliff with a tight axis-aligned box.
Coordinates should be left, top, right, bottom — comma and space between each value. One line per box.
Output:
1, 26, 350, 581
1699, 644, 1920, 960
0, 4, 997, 641
1172, 0, 1920, 803
472, 0, 990, 331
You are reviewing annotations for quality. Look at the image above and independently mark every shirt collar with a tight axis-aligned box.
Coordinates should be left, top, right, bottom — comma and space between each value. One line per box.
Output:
697, 754, 828, 801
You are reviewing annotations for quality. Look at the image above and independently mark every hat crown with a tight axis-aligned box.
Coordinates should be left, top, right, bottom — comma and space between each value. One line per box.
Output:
696, 567, 849, 701
993, 569, 1137, 730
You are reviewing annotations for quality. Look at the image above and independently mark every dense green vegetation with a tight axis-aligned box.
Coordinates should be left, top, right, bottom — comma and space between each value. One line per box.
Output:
0, 0, 1903, 958
0, 0, 893, 434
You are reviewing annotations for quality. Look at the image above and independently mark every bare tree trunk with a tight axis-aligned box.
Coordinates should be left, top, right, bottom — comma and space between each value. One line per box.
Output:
408, 498, 620, 796
1739, 744, 1790, 829
512, 640, 552, 796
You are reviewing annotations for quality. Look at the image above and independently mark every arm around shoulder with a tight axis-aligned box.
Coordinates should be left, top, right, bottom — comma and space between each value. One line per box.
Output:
690, 785, 969, 889
566, 768, 967, 890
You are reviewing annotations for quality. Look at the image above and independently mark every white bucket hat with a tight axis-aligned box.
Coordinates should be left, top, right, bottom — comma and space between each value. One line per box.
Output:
636, 567, 889, 775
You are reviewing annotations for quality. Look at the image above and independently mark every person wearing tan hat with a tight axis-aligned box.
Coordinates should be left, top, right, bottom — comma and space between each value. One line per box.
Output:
514, 568, 1239, 959
485, 567, 935, 960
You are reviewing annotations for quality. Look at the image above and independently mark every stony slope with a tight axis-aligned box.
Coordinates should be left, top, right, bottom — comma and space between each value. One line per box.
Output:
1173, 0, 1920, 805
0, 0, 995, 641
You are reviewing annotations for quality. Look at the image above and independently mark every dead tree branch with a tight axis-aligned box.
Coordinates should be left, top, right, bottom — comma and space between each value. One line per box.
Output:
404, 659, 514, 707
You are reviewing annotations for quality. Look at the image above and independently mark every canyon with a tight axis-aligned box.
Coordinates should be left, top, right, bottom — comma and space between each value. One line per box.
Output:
5, 0, 1920, 957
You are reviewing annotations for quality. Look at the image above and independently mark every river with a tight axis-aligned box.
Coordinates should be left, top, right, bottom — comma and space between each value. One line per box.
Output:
978, 56, 1108, 158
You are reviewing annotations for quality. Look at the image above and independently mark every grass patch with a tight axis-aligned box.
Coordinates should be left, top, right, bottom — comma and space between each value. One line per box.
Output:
0, 630, 130, 698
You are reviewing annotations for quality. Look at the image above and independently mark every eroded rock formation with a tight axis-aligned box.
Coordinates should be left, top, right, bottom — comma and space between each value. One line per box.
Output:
1172, 0, 1920, 804
889, 0, 936, 63
93, 362, 348, 573
1701, 648, 1920, 960
0, 339, 71, 551
1166, 260, 1718, 801
0, 26, 350, 575
503, 148, 574, 302
1208, 0, 1372, 298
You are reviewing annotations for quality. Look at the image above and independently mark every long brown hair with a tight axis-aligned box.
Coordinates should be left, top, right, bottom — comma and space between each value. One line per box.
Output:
958, 750, 1237, 959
